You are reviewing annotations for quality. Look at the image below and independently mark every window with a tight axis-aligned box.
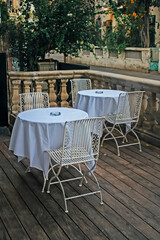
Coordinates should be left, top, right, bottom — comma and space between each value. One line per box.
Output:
7, 0, 13, 8
106, 20, 112, 33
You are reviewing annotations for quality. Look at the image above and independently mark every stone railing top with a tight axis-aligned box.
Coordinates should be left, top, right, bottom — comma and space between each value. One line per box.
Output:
8, 69, 160, 91
93, 46, 151, 51
8, 70, 88, 79
125, 47, 151, 51
87, 70, 160, 84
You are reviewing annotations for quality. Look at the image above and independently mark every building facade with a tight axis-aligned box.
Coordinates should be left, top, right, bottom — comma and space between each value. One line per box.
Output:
96, 0, 160, 48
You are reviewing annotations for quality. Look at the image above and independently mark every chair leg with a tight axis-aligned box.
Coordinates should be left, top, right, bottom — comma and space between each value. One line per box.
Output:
85, 164, 103, 205
91, 171, 103, 205
79, 173, 87, 187
42, 172, 47, 193
47, 167, 69, 213
68, 164, 87, 186
131, 129, 142, 152
101, 131, 121, 156
117, 125, 128, 143
25, 166, 31, 173
78, 164, 88, 184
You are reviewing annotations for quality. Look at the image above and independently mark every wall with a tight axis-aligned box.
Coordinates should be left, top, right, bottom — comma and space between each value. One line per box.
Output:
67, 47, 151, 73
151, 7, 160, 48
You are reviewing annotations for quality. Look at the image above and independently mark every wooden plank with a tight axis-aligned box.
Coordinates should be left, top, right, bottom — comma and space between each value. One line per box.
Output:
119, 144, 160, 176
96, 164, 160, 231
84, 169, 160, 239
27, 164, 127, 240
0, 176, 30, 240
1, 148, 103, 240
0, 142, 13, 159
65, 165, 160, 240
60, 167, 147, 240
0, 153, 69, 240
0, 213, 11, 240
2, 136, 160, 240
99, 152, 160, 217
50, 169, 125, 240
104, 136, 160, 166
20, 162, 109, 240
106, 143, 160, 190
141, 140, 160, 158
100, 146, 160, 206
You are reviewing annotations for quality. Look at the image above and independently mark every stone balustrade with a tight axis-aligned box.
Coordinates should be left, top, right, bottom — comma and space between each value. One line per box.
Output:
7, 70, 160, 147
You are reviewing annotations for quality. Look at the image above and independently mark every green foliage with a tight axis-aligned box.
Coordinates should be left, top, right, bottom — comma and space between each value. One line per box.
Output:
103, 20, 130, 53
103, 0, 160, 50
0, 0, 9, 21
0, 1, 9, 35
0, 0, 102, 71
8, 0, 57, 71
50, 0, 101, 57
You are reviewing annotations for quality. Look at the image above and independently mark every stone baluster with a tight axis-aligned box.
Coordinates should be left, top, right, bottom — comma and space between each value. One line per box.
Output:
104, 80, 109, 89
116, 85, 120, 90
121, 85, 126, 91
61, 79, 69, 107
138, 91, 145, 127
142, 92, 155, 132
23, 80, 32, 93
112, 83, 117, 90
35, 81, 44, 92
97, 79, 102, 89
153, 92, 160, 137
130, 87, 135, 91
99, 80, 105, 89
11, 80, 21, 114
23, 81, 32, 111
108, 81, 112, 89
92, 79, 99, 89
126, 86, 133, 92
48, 80, 57, 107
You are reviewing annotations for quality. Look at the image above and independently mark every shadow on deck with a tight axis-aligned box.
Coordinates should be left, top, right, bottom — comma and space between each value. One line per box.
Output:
0, 133, 160, 240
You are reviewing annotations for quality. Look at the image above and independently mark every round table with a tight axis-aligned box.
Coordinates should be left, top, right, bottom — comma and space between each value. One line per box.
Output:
74, 89, 125, 117
9, 107, 88, 176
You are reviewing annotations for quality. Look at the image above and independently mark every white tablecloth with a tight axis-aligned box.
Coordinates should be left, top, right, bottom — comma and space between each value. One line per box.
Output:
74, 89, 125, 117
9, 107, 88, 176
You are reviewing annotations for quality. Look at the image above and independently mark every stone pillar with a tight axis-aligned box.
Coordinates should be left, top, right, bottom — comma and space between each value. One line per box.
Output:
60, 79, 69, 107
48, 80, 57, 107
11, 80, 21, 114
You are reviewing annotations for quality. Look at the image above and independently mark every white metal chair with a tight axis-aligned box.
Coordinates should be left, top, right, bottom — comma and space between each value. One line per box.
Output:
19, 92, 49, 112
43, 117, 104, 213
101, 91, 145, 156
19, 92, 49, 173
70, 78, 92, 107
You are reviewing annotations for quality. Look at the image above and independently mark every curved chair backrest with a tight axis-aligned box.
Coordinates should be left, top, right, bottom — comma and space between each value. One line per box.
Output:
115, 91, 144, 123
70, 79, 92, 107
19, 92, 49, 112
61, 117, 104, 166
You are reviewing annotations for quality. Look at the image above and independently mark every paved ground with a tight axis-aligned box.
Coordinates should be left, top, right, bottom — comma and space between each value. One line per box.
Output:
90, 65, 160, 81
50, 53, 160, 81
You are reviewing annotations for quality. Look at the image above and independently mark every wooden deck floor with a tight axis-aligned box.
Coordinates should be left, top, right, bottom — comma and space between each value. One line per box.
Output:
0, 133, 160, 240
